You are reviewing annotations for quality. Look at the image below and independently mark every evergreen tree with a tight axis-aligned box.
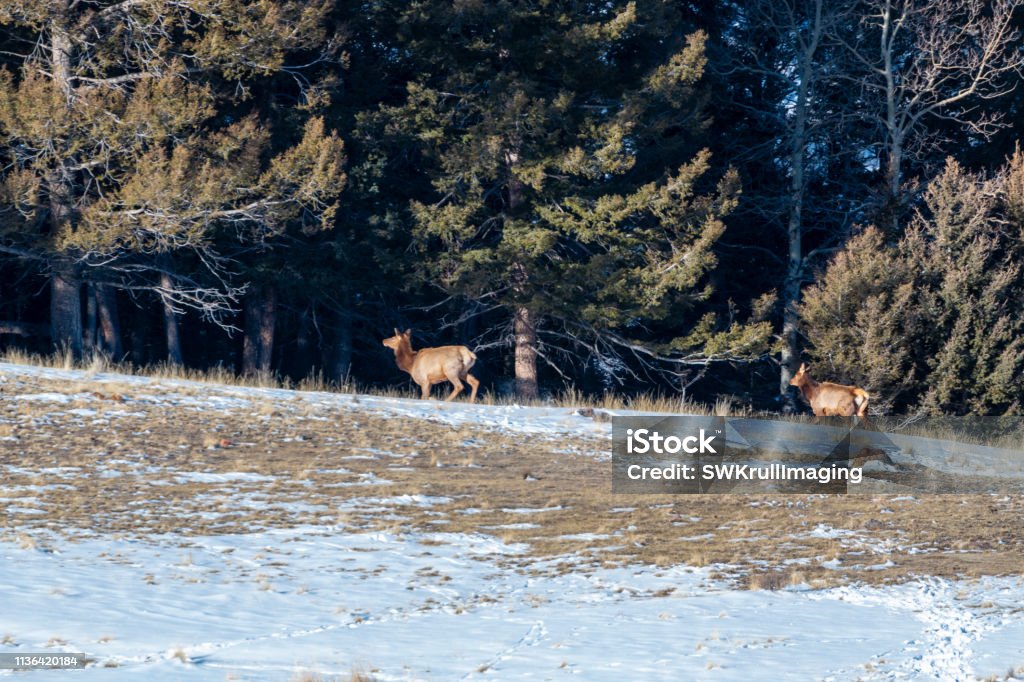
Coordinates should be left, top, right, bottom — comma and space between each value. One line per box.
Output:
0, 0, 345, 359
801, 157, 1024, 414
373, 1, 769, 398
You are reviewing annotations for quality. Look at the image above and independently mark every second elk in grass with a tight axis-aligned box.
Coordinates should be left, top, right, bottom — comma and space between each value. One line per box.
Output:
789, 362, 870, 417
382, 328, 480, 402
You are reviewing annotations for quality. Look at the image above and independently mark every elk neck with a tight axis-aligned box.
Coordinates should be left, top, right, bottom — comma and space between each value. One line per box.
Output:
795, 375, 819, 402
391, 339, 418, 373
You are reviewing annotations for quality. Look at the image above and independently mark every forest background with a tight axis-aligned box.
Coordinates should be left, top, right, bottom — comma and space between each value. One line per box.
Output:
2, 0, 1024, 416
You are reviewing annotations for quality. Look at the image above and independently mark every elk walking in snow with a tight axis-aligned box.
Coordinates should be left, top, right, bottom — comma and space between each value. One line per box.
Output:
789, 362, 870, 417
382, 328, 480, 402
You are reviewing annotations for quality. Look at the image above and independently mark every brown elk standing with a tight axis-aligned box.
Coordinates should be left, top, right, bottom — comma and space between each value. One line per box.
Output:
382, 328, 480, 402
789, 362, 870, 417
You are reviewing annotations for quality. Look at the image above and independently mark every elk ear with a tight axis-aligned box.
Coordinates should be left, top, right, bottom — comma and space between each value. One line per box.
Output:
797, 362, 807, 373
404, 328, 412, 337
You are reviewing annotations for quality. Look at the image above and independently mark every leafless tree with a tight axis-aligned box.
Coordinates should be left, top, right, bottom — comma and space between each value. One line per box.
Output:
840, 0, 1024, 225
716, 0, 847, 406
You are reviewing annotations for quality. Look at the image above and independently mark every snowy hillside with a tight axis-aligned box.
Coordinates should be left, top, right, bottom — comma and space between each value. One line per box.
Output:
2, 362, 1024, 681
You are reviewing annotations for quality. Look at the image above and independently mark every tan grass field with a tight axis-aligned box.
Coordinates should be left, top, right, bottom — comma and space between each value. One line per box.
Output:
2, 363, 1023, 591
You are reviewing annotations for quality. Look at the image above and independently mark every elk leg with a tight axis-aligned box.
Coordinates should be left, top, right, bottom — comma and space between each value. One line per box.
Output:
420, 381, 431, 400
444, 376, 464, 402
466, 373, 480, 403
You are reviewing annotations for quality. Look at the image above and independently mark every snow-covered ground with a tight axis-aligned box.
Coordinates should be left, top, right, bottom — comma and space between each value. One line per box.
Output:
3, 526, 1024, 680
3, 362, 1024, 680
0, 361, 617, 441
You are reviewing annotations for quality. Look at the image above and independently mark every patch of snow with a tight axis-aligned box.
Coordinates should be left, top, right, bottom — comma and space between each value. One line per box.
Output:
14, 392, 79, 403
5, 362, 1024, 680
1, 527, 1020, 680
67, 408, 98, 417
805, 524, 858, 539
322, 473, 392, 488
500, 506, 564, 514
557, 533, 611, 541
172, 472, 278, 485
483, 523, 540, 530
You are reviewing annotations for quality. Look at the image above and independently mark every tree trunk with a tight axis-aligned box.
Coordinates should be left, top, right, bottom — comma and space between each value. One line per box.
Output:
330, 311, 352, 383
779, 21, 816, 408
780, 262, 801, 411
294, 305, 314, 379
242, 285, 276, 375
50, 9, 73, 99
506, 150, 538, 400
96, 284, 123, 360
84, 282, 97, 355
242, 288, 262, 375
258, 285, 277, 374
50, 266, 82, 360
128, 323, 146, 366
47, 18, 81, 360
160, 269, 183, 365
881, 3, 903, 234
884, 130, 904, 234
460, 303, 479, 346
778, 184, 805, 407
514, 306, 538, 400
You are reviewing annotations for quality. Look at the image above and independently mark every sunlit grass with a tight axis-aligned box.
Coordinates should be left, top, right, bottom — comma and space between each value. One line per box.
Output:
0, 347, 750, 415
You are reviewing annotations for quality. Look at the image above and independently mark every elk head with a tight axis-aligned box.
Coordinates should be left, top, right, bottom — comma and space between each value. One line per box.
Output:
382, 328, 412, 350
789, 362, 810, 388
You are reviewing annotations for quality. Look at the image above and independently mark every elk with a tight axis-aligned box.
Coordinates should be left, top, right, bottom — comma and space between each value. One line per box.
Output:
382, 328, 480, 402
789, 362, 870, 417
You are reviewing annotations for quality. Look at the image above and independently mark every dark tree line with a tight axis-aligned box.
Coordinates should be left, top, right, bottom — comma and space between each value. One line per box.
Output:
1, 0, 1022, 414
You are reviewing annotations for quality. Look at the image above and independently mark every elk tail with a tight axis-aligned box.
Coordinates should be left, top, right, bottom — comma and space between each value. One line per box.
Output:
852, 388, 870, 417
461, 347, 477, 370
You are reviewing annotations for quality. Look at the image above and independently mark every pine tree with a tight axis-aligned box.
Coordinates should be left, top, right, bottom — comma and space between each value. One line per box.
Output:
798, 226, 919, 412
372, 1, 769, 398
801, 158, 1024, 414
0, 0, 345, 359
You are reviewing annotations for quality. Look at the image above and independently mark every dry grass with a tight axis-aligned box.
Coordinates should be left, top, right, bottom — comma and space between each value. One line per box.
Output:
1, 348, 309, 391
291, 668, 376, 682
0, 349, 748, 415
890, 420, 1024, 451
745, 568, 808, 591
2, 361, 1024, 590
